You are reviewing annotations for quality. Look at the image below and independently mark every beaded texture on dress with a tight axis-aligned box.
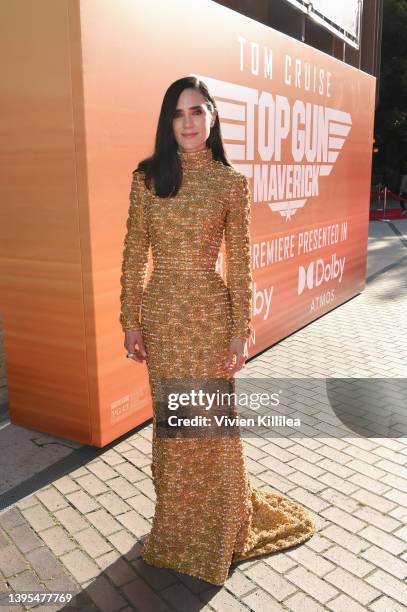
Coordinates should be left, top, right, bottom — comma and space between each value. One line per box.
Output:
119, 146, 316, 586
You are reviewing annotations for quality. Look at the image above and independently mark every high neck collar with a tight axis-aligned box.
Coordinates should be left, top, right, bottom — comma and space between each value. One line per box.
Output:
177, 146, 214, 169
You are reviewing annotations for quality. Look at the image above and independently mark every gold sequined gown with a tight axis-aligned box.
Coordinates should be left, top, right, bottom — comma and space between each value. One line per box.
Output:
119, 146, 316, 586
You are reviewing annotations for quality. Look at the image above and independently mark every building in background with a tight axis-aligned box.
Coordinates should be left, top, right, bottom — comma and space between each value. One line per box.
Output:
215, 0, 383, 106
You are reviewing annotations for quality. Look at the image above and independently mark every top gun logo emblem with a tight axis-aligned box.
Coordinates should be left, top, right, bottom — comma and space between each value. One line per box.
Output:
197, 75, 352, 221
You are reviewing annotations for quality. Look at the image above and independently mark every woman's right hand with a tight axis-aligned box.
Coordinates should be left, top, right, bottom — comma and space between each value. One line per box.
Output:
124, 330, 147, 362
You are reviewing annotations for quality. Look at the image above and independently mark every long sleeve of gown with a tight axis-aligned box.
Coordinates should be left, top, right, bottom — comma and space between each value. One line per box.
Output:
119, 171, 150, 332
224, 174, 254, 340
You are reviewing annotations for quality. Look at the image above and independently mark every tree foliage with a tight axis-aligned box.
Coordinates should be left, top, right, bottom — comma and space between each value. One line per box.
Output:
374, 0, 407, 186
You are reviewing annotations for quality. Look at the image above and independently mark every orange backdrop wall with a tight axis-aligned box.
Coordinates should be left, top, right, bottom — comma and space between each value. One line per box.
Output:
0, 0, 376, 446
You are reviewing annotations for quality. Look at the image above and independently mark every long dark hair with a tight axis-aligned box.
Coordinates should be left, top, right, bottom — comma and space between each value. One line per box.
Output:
135, 76, 232, 198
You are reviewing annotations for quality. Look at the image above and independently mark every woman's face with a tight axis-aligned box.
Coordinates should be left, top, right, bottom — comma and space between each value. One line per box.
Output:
172, 88, 217, 153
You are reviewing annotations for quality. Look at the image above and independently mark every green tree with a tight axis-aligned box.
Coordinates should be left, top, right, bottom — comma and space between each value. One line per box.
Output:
374, 0, 407, 189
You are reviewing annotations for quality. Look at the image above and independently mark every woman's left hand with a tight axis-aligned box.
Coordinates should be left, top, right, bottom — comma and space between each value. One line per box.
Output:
225, 337, 248, 378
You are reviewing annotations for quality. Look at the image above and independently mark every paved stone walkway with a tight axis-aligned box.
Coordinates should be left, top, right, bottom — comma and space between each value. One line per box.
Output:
0, 219, 407, 611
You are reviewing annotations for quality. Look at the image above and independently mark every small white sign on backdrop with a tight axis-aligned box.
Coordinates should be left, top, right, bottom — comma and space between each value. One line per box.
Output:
284, 0, 362, 48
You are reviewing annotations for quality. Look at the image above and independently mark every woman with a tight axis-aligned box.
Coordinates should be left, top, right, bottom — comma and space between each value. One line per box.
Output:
119, 76, 316, 586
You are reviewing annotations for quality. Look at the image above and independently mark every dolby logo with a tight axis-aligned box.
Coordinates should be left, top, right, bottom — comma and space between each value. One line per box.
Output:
298, 254, 345, 294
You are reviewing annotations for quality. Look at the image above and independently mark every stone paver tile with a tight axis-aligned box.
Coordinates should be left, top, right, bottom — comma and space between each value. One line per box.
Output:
116, 511, 150, 538
53, 475, 81, 495
87, 460, 118, 481
361, 545, 407, 580
243, 443, 268, 462
97, 491, 131, 516
76, 474, 109, 496
384, 488, 407, 507
393, 525, 407, 542
382, 440, 407, 452
86, 509, 122, 537
260, 442, 297, 462
315, 459, 355, 479
326, 593, 367, 612
7, 569, 43, 593
242, 588, 284, 611
25, 547, 66, 581
372, 447, 407, 464
369, 595, 407, 612
286, 487, 330, 513
35, 487, 69, 512
106, 476, 139, 499
44, 573, 81, 593
324, 567, 380, 605
320, 507, 367, 533
262, 553, 297, 573
375, 458, 407, 475
54, 506, 89, 533
320, 525, 369, 554
381, 473, 407, 493
223, 569, 255, 597
114, 463, 146, 483
365, 569, 407, 607
287, 458, 326, 478
15, 497, 39, 511
94, 549, 120, 569
127, 437, 151, 454
100, 556, 138, 587
343, 438, 376, 452
256, 471, 296, 493
70, 466, 90, 478
160, 581, 211, 612
121, 576, 168, 612
311, 513, 327, 532
172, 567, 214, 594
285, 565, 338, 603
126, 493, 155, 519
40, 526, 77, 556
285, 471, 326, 493
305, 533, 333, 553
286, 545, 335, 576
258, 454, 296, 477
0, 543, 28, 576
21, 505, 55, 532
284, 591, 327, 612
348, 473, 390, 495
65, 491, 100, 514
101, 449, 127, 466
390, 509, 407, 523
245, 562, 297, 601
74, 526, 113, 558
323, 544, 374, 577
0, 508, 26, 530
358, 525, 407, 555
131, 557, 176, 590
353, 506, 401, 532
0, 528, 9, 550
319, 488, 362, 513
342, 445, 381, 465
8, 523, 44, 554
112, 441, 134, 452
82, 574, 127, 612
107, 530, 139, 557
60, 549, 100, 583
351, 487, 397, 512
134, 478, 156, 502
201, 587, 249, 611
